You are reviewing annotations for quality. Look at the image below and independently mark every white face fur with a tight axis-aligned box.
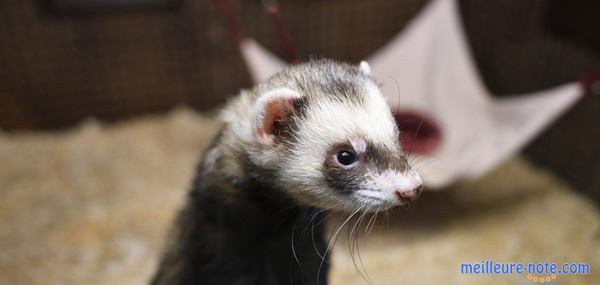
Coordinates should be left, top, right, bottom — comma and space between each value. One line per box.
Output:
247, 61, 423, 212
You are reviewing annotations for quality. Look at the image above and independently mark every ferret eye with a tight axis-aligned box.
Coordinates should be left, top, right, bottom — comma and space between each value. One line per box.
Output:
336, 150, 356, 166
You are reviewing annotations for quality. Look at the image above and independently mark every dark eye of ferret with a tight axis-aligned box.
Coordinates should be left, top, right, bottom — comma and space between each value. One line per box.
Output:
336, 150, 357, 166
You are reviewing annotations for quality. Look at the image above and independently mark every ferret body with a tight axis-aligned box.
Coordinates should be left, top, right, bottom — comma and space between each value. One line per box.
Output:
151, 59, 423, 285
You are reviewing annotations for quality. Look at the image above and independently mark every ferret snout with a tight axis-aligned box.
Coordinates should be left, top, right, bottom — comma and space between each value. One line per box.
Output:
366, 169, 423, 207
394, 185, 423, 203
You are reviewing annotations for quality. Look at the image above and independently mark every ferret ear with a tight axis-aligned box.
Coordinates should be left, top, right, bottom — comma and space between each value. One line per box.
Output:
254, 88, 301, 145
359, 61, 371, 76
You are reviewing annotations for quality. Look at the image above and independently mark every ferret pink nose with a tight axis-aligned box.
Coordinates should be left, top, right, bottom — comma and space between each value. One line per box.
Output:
394, 185, 423, 203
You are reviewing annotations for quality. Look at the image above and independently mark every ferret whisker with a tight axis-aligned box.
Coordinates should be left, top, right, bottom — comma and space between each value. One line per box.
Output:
267, 204, 300, 227
318, 217, 346, 280
311, 214, 326, 260
353, 208, 374, 285
408, 117, 426, 158
303, 208, 327, 259
317, 207, 362, 280
385, 209, 391, 227
296, 211, 315, 256
396, 121, 409, 132
312, 210, 327, 259
294, 209, 327, 267
346, 208, 363, 268
365, 208, 379, 234
291, 208, 321, 267
347, 208, 367, 260
322, 212, 348, 259
406, 150, 419, 165
290, 209, 303, 266
411, 153, 445, 171
369, 212, 379, 235
299, 208, 323, 241
384, 75, 402, 112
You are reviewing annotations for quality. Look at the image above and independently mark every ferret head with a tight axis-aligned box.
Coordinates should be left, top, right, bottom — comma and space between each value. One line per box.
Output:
227, 59, 422, 212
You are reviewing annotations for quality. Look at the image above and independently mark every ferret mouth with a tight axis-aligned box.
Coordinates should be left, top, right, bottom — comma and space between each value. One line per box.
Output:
352, 190, 399, 211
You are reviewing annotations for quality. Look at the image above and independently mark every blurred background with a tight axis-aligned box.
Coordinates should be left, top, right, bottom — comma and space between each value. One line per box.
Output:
1, 0, 599, 199
0, 0, 599, 284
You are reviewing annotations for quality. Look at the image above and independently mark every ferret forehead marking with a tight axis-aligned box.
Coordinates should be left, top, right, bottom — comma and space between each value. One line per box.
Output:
349, 137, 367, 153
290, 79, 400, 167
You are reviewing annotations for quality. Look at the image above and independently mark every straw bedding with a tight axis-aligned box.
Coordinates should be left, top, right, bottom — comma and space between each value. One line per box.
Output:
0, 108, 598, 285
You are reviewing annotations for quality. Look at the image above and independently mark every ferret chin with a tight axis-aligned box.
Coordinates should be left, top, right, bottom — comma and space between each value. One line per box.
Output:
151, 59, 423, 285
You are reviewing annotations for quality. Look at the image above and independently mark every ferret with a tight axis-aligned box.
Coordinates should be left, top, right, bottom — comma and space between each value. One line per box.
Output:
151, 59, 423, 285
